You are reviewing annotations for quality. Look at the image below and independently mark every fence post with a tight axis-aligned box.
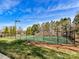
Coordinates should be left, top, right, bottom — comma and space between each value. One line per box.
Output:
15, 20, 16, 39
66, 26, 68, 44
73, 24, 76, 46
73, 30, 76, 46
57, 26, 59, 44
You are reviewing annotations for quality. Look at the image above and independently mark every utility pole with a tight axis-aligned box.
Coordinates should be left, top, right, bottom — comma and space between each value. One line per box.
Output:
15, 20, 20, 39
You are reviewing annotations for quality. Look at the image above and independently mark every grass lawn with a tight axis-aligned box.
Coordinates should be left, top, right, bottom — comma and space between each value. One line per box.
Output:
0, 37, 79, 59
0, 37, 16, 43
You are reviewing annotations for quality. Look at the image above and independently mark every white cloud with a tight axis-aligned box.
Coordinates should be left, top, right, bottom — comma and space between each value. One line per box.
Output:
47, 0, 79, 11
0, 0, 21, 14
19, 0, 79, 16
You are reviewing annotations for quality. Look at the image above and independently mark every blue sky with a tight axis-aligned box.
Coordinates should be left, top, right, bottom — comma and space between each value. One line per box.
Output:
0, 0, 79, 29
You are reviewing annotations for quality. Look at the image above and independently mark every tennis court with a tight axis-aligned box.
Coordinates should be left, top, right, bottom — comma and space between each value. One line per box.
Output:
22, 36, 73, 44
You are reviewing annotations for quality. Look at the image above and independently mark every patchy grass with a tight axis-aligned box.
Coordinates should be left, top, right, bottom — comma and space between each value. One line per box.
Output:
0, 37, 16, 43
0, 39, 79, 59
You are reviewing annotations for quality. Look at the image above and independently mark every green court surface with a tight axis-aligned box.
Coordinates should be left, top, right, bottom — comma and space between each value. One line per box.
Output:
22, 36, 73, 44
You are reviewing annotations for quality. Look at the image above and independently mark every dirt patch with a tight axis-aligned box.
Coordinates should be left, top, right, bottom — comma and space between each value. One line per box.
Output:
27, 41, 79, 52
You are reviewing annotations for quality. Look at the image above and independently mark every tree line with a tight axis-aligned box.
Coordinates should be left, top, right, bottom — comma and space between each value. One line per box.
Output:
1, 26, 16, 37
1, 13, 79, 38
26, 13, 79, 38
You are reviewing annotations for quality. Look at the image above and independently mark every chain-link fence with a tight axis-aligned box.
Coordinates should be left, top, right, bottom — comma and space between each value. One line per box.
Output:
0, 20, 79, 45
23, 22, 77, 45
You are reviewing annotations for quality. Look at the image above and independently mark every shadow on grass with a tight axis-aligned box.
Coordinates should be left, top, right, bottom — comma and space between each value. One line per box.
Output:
31, 47, 47, 59
0, 39, 77, 59
0, 40, 26, 59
